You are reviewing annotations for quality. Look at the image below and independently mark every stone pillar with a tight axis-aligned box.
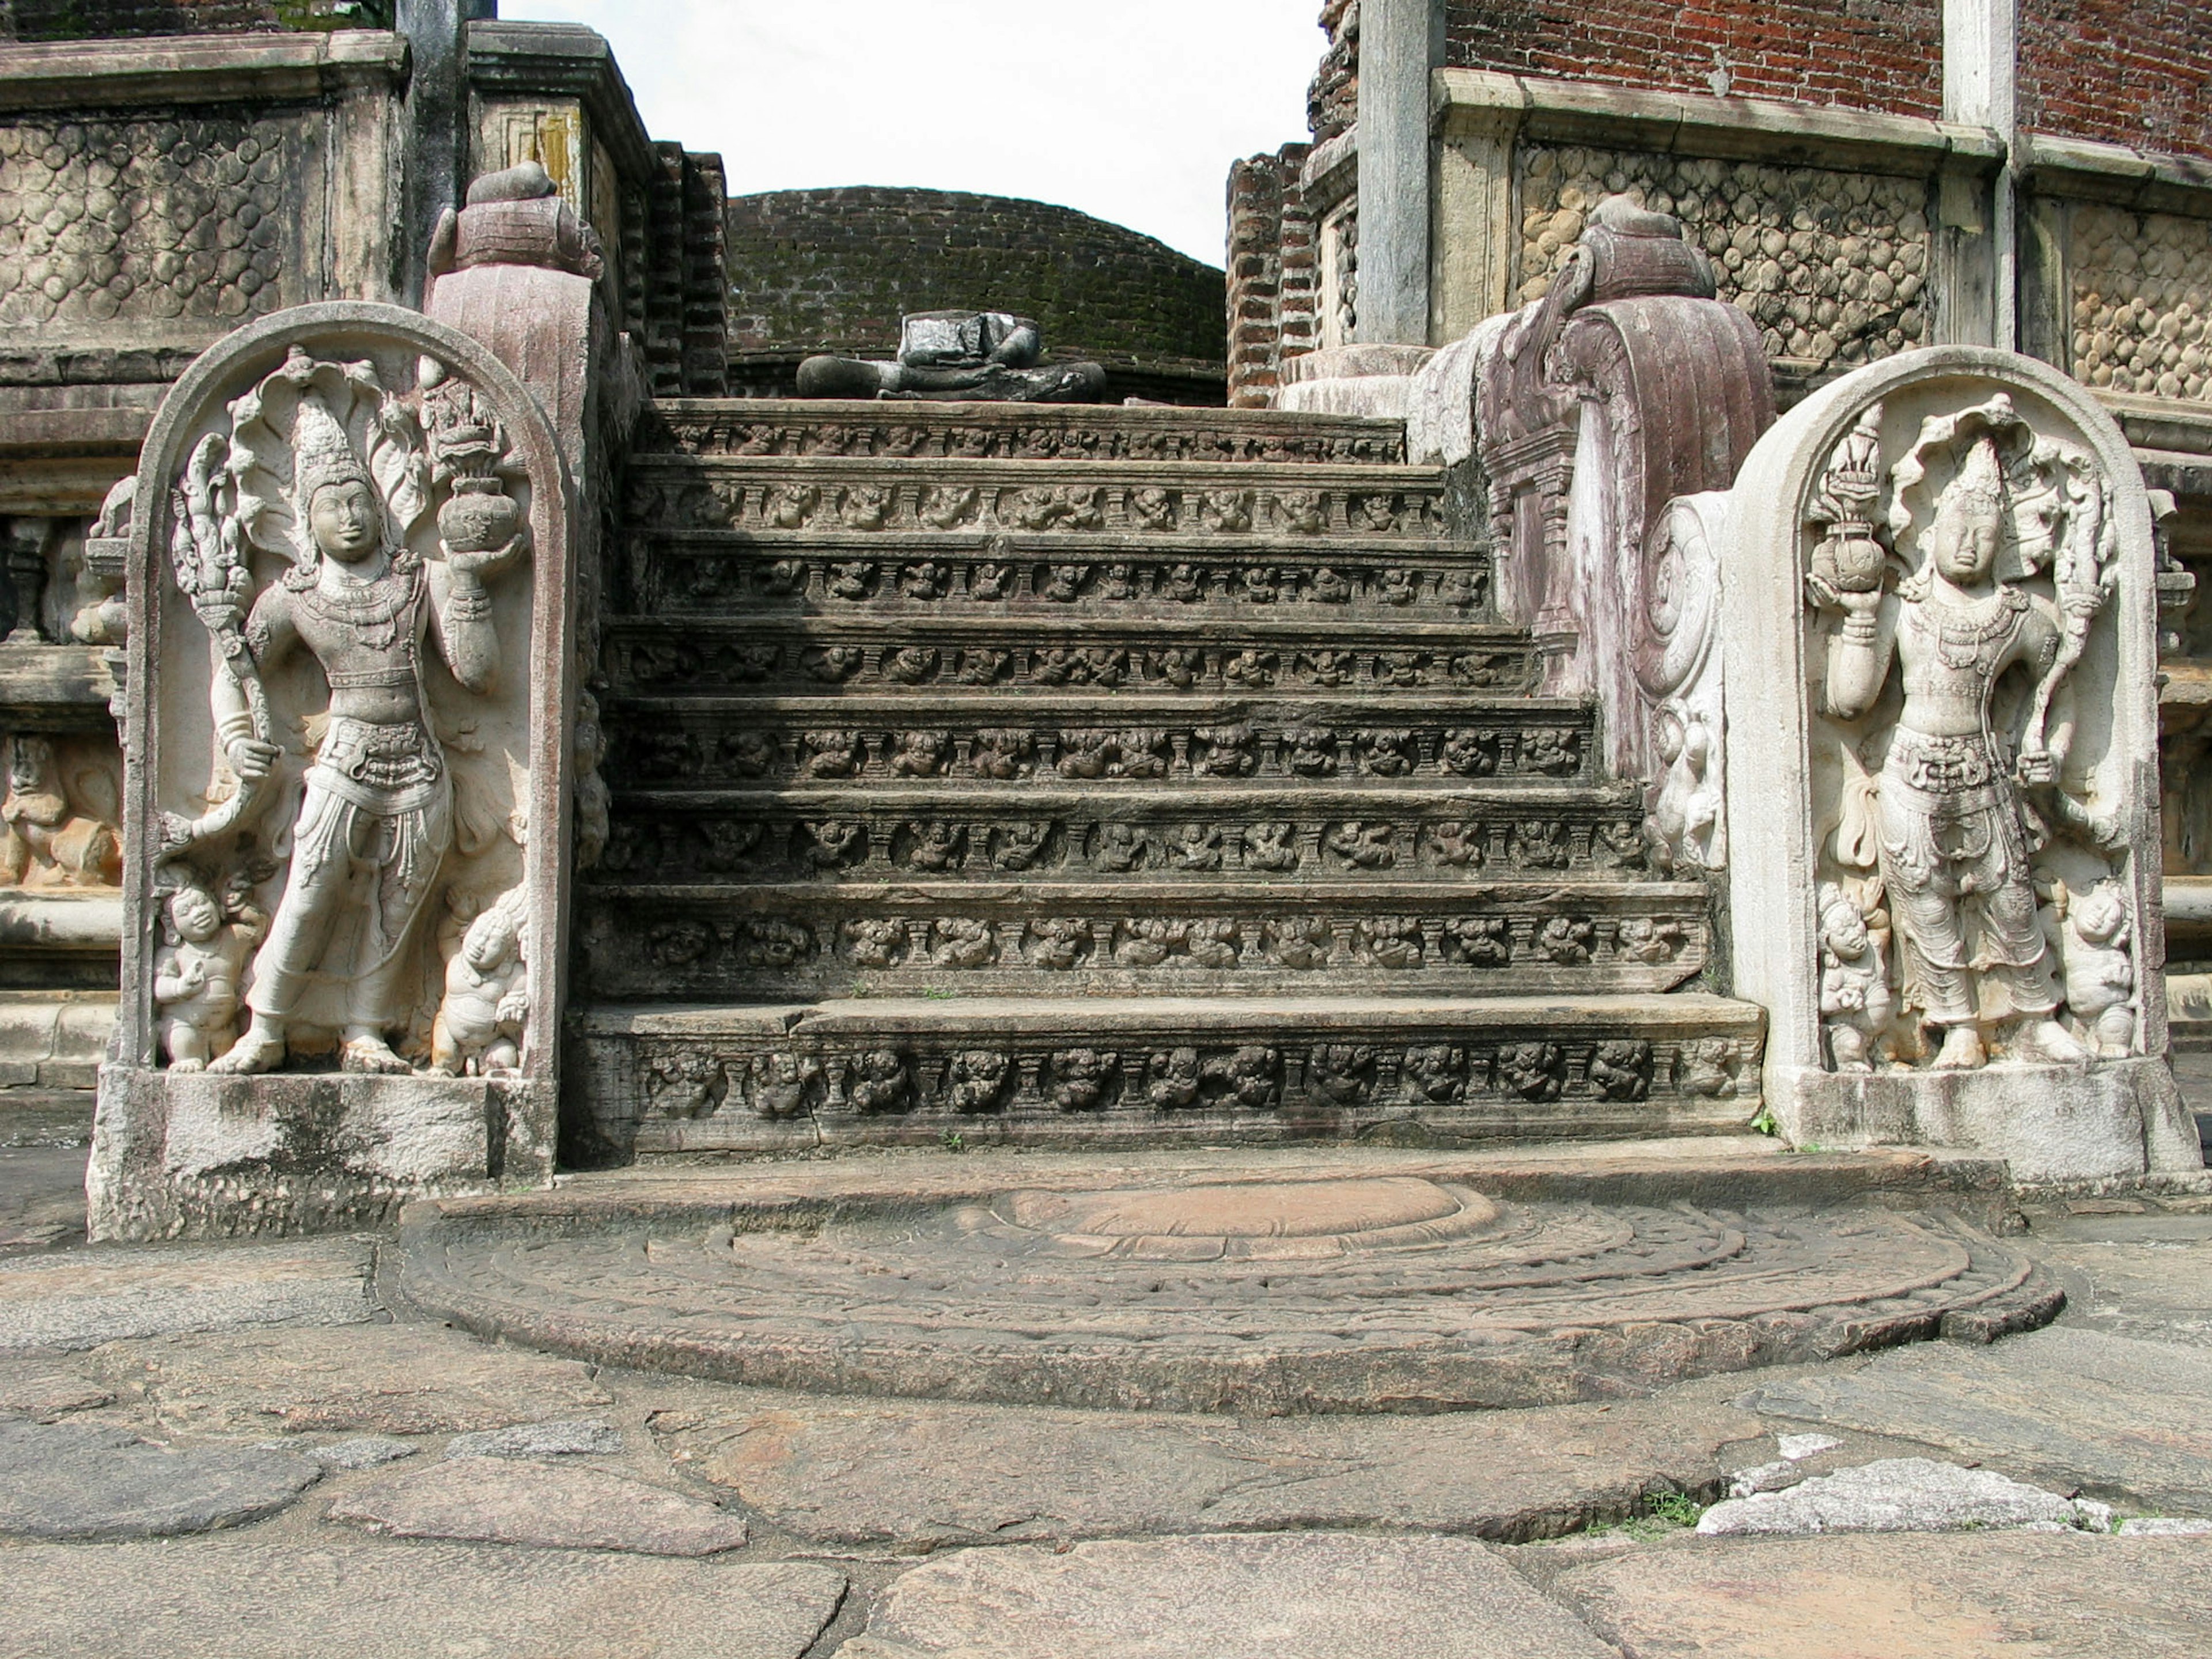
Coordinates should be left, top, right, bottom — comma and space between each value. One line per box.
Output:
1940, 0, 2018, 349
396, 0, 498, 307
1718, 346, 2200, 1181
1353, 0, 1441, 347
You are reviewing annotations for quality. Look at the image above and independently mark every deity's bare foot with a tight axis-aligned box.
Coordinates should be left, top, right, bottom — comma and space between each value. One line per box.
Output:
1930, 1026, 1987, 1071
207, 1030, 285, 1075
341, 1035, 412, 1075
2013, 1017, 2089, 1064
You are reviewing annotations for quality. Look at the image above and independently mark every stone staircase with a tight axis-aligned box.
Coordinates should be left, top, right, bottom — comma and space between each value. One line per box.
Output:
569, 399, 1766, 1159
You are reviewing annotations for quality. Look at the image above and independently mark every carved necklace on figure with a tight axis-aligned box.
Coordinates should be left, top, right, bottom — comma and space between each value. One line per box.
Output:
295, 555, 422, 654
1910, 584, 2029, 675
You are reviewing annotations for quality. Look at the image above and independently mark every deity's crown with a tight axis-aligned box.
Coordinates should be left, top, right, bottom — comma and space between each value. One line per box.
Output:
1936, 434, 2008, 522
289, 392, 374, 512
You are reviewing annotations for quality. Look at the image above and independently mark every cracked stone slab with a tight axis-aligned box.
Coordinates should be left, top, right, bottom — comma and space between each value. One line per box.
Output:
0, 1236, 377, 1352
1698, 1457, 2111, 1535
658, 1383, 1766, 1547
88, 1323, 612, 1436
0, 1355, 112, 1419
0, 1537, 846, 1659
836, 1532, 1616, 1659
2031, 1225, 2212, 1350
331, 1455, 751, 1556
446, 1417, 622, 1459
1554, 1532, 2212, 1657
0, 1417, 320, 1539
1743, 1327, 2212, 1513
303, 1435, 416, 1470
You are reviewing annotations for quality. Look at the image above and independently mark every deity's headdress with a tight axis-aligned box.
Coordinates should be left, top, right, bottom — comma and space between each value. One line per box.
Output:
1936, 434, 2008, 524
288, 392, 375, 517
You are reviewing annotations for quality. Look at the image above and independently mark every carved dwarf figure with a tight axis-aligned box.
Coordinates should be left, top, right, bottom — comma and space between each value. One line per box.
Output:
1, 735, 120, 889
204, 382, 525, 1075
1817, 884, 1899, 1073
1814, 437, 2083, 1070
430, 889, 529, 1078
153, 880, 266, 1071
2044, 877, 2138, 1058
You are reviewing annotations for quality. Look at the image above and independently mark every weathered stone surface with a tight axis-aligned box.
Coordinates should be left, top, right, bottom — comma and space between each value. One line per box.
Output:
405, 1177, 2055, 1415
302, 1435, 416, 1470
664, 1382, 1766, 1547
839, 1532, 1615, 1658
331, 1455, 751, 1556
2030, 1213, 2212, 1349
0, 1358, 112, 1420
1554, 1533, 2212, 1658
0, 1236, 376, 1352
0, 1537, 846, 1659
445, 1418, 622, 1459
88, 1322, 612, 1435
0, 1418, 319, 1539
0, 1143, 89, 1251
1743, 1327, 2212, 1512
1698, 1457, 2110, 1535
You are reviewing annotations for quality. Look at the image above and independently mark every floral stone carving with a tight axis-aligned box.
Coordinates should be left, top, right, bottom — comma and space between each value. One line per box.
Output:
93, 305, 576, 1241
1720, 347, 2202, 1181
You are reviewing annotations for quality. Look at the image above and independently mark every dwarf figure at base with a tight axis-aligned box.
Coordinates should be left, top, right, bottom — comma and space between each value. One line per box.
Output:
153, 880, 267, 1071
1818, 884, 1900, 1073
2046, 876, 2138, 1059
429, 889, 529, 1077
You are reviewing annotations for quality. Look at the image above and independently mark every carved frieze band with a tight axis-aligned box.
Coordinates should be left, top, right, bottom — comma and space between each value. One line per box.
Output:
601, 623, 1539, 698
601, 706, 1592, 787
592, 1026, 1763, 1138
590, 797, 1652, 884
579, 888, 1708, 999
638, 408, 1407, 466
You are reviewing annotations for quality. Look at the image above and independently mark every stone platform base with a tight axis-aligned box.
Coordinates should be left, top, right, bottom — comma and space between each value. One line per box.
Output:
1771, 1057, 2205, 1185
397, 1141, 2058, 1415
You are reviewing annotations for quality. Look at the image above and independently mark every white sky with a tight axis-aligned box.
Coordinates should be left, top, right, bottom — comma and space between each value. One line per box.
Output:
502, 1, 1325, 268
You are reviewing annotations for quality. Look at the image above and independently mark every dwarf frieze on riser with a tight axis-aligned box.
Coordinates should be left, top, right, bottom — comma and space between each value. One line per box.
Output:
588, 797, 1651, 887
597, 705, 1593, 789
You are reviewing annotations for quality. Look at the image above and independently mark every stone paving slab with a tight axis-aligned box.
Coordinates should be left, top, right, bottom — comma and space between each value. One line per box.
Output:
1696, 1456, 2109, 1536
2031, 1216, 2212, 1349
0, 1145, 90, 1250
0, 1357, 112, 1419
658, 1382, 1766, 1547
329, 1455, 752, 1555
835, 1532, 1616, 1659
1554, 1532, 2212, 1657
1742, 1326, 2212, 1513
0, 1418, 320, 1540
0, 1537, 847, 1659
87, 1322, 613, 1435
0, 1236, 377, 1351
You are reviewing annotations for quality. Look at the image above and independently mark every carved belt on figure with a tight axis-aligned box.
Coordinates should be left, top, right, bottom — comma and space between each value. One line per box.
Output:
1883, 729, 2005, 814
317, 717, 442, 793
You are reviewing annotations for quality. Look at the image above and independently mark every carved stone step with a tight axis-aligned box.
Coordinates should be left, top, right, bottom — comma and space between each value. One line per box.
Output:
623, 464, 1449, 546
601, 616, 1537, 699
599, 694, 1596, 790
569, 992, 1768, 1157
593, 785, 1654, 887
575, 879, 1712, 1002
623, 532, 1490, 621
639, 397, 1409, 467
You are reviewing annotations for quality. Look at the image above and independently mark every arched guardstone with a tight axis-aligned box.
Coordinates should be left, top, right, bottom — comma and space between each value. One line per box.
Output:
1718, 344, 2202, 1183
91, 302, 578, 1241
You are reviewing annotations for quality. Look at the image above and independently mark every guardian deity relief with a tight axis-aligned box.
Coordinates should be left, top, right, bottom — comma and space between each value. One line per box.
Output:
1804, 391, 2137, 1073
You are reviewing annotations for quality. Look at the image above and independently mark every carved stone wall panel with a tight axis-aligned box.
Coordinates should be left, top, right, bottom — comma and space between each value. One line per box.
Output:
570, 1001, 1766, 1158
2069, 204, 2212, 405
0, 111, 312, 338
596, 697, 1594, 790
575, 882, 1711, 1001
588, 791, 1653, 887
638, 402, 1407, 467
599, 619, 1540, 699
1517, 145, 1933, 376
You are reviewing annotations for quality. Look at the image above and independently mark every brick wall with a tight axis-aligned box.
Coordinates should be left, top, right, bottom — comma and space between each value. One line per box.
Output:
1443, 0, 1944, 119
1226, 144, 1317, 407
724, 187, 1226, 402
0, 0, 384, 36
1308, 0, 1358, 143
2020, 0, 2212, 159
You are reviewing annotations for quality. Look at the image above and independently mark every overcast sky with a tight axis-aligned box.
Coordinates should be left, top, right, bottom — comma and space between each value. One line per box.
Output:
503, 2, 1324, 268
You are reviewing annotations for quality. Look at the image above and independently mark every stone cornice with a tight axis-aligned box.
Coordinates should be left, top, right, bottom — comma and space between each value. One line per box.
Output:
1431, 69, 2004, 181
0, 30, 407, 114
464, 19, 657, 184
2018, 131, 2212, 219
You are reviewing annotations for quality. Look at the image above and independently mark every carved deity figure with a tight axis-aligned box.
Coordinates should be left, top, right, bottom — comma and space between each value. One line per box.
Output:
180, 352, 527, 1075
1812, 432, 2086, 1070
1, 735, 120, 889
152, 880, 266, 1071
